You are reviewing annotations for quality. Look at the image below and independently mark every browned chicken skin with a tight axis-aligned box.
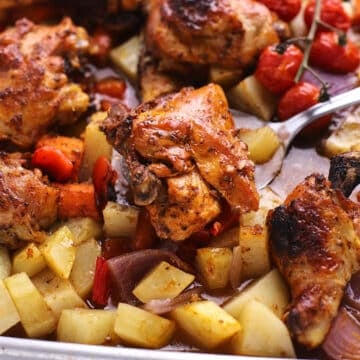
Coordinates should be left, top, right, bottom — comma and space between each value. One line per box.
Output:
0, 17, 90, 149
146, 0, 278, 69
102, 83, 258, 240
0, 153, 59, 248
268, 174, 360, 348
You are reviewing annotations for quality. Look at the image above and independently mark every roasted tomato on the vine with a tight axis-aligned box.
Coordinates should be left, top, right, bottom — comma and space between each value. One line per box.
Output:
258, 0, 301, 22
310, 32, 360, 74
278, 82, 332, 138
255, 44, 304, 94
304, 0, 351, 32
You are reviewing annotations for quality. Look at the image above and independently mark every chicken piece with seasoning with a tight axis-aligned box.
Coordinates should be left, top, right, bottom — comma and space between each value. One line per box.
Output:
268, 174, 360, 349
0, 153, 59, 248
0, 17, 90, 149
102, 83, 259, 241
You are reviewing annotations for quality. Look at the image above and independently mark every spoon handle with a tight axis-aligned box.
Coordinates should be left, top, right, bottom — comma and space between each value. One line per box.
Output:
269, 86, 360, 148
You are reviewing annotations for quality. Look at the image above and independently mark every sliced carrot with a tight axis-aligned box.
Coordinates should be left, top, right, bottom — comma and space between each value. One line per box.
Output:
57, 183, 100, 221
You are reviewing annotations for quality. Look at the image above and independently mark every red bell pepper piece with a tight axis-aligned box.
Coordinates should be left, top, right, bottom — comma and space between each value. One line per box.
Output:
92, 156, 118, 210
132, 208, 157, 250
209, 203, 240, 237
92, 256, 110, 306
32, 145, 73, 182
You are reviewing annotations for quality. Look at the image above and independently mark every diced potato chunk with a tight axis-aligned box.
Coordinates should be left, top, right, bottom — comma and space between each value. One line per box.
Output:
32, 269, 86, 320
4, 272, 56, 338
239, 225, 271, 280
196, 248, 232, 290
0, 246, 11, 280
133, 261, 195, 303
223, 269, 290, 319
64, 217, 102, 245
12, 242, 46, 277
227, 75, 278, 121
171, 300, 241, 350
41, 226, 76, 279
114, 303, 175, 349
209, 67, 243, 88
241, 187, 282, 227
230, 300, 295, 358
57, 309, 116, 345
0, 280, 20, 334
238, 126, 280, 164
69, 238, 101, 298
323, 114, 360, 157
80, 112, 113, 181
110, 35, 141, 82
103, 202, 139, 238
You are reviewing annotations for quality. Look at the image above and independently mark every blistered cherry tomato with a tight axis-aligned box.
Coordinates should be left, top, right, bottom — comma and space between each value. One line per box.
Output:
91, 28, 112, 63
304, 0, 351, 32
255, 44, 304, 94
278, 82, 331, 138
258, 0, 301, 22
95, 78, 126, 99
310, 32, 360, 74
32, 146, 73, 182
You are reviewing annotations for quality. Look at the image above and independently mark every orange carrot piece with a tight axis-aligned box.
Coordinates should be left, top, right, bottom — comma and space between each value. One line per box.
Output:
57, 183, 100, 221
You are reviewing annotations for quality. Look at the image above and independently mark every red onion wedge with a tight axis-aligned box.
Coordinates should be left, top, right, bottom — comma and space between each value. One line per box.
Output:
323, 307, 360, 360
229, 245, 242, 290
141, 287, 203, 315
106, 249, 194, 305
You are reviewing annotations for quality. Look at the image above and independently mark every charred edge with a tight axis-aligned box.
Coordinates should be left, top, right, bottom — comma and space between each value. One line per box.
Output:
329, 152, 360, 197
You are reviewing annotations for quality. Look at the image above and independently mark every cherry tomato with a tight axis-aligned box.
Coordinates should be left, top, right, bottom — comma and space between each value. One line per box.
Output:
91, 28, 112, 63
310, 32, 360, 74
32, 146, 73, 182
95, 78, 126, 99
258, 0, 301, 22
278, 82, 332, 138
304, 0, 351, 32
255, 44, 304, 94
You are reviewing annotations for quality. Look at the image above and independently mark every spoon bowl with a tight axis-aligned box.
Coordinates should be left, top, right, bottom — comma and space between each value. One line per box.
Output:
232, 86, 360, 189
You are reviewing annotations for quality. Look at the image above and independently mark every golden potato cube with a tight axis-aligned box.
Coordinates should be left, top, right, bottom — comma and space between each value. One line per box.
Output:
209, 67, 243, 89
80, 112, 113, 181
103, 202, 139, 238
70, 238, 101, 298
57, 309, 116, 345
227, 75, 278, 121
171, 300, 241, 350
4, 272, 56, 338
114, 303, 175, 349
64, 217, 102, 245
239, 225, 271, 280
32, 269, 86, 320
110, 35, 141, 82
196, 248, 233, 290
322, 116, 360, 157
241, 187, 282, 227
12, 243, 46, 277
0, 280, 20, 334
238, 126, 280, 164
0, 245, 11, 280
230, 299, 295, 358
41, 226, 76, 279
133, 261, 195, 303
223, 268, 290, 319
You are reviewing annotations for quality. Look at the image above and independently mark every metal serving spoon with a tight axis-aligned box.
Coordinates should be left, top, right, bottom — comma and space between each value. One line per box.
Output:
231, 86, 360, 190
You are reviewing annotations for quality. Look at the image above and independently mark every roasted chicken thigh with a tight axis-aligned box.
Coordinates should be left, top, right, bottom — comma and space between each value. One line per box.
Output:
146, 0, 278, 69
0, 17, 90, 148
268, 174, 360, 348
0, 153, 59, 248
102, 83, 258, 240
